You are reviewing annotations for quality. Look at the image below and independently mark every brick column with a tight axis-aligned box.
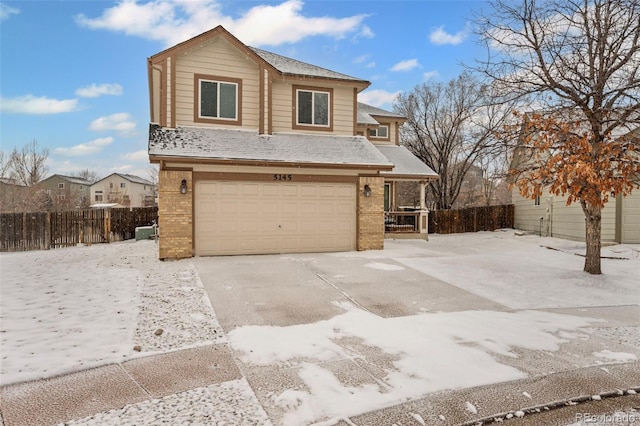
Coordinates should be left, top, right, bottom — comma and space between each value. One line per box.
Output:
158, 170, 193, 259
357, 176, 385, 251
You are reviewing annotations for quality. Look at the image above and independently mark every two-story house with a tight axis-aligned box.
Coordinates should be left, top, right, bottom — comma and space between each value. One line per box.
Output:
90, 173, 156, 208
148, 26, 437, 259
35, 175, 92, 210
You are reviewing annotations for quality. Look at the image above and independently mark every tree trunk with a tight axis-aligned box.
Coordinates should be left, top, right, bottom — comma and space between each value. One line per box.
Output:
581, 200, 602, 275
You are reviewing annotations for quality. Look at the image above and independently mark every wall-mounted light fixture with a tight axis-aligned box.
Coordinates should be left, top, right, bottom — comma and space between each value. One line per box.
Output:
363, 184, 372, 197
180, 179, 187, 194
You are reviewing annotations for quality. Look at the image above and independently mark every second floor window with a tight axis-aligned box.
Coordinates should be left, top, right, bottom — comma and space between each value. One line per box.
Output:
195, 74, 241, 124
368, 125, 389, 139
58, 183, 64, 189
295, 87, 331, 128
120, 182, 126, 188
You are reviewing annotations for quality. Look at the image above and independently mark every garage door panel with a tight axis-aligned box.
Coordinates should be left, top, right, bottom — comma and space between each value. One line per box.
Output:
196, 180, 356, 255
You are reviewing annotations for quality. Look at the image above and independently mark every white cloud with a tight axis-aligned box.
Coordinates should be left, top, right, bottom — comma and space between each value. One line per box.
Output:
429, 26, 467, 45
365, 61, 376, 69
353, 54, 369, 64
122, 150, 148, 162
76, 83, 123, 98
0, 3, 19, 20
423, 70, 439, 80
89, 113, 136, 134
54, 137, 114, 157
76, 0, 370, 47
358, 89, 401, 108
391, 59, 419, 72
0, 95, 79, 114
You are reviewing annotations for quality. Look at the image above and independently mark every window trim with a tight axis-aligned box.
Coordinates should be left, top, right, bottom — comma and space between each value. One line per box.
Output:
368, 123, 390, 141
58, 183, 65, 189
292, 85, 333, 132
194, 74, 242, 125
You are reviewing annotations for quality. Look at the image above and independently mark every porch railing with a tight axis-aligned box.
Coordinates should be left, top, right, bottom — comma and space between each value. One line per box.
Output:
385, 211, 420, 233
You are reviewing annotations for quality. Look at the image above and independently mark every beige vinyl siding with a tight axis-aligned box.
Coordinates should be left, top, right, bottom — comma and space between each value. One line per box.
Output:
151, 67, 161, 123
620, 192, 640, 243
512, 190, 548, 236
166, 57, 172, 127
271, 81, 355, 135
513, 189, 616, 242
174, 37, 259, 129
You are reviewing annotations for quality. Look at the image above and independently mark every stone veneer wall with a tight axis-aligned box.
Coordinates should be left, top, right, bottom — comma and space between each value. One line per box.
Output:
158, 170, 193, 259
357, 176, 385, 250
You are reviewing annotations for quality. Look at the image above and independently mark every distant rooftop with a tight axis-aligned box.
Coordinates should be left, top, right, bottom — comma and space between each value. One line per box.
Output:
357, 102, 406, 126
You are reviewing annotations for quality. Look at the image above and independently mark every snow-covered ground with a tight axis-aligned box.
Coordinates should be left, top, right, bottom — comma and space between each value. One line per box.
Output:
1, 230, 638, 425
0, 240, 224, 386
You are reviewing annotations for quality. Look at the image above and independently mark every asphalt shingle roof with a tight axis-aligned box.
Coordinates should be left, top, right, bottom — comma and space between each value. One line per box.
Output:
374, 144, 438, 179
250, 47, 368, 83
148, 125, 392, 169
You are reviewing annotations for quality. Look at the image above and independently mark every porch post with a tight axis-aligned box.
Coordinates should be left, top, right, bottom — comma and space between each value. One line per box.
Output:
419, 181, 426, 210
419, 180, 428, 238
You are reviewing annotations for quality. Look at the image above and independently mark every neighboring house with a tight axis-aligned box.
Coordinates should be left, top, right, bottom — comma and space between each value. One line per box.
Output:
510, 118, 640, 244
0, 178, 28, 212
512, 190, 640, 243
147, 26, 437, 259
90, 173, 156, 208
34, 175, 92, 210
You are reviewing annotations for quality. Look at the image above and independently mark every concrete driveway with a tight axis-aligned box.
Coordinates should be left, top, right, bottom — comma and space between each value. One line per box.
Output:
193, 240, 507, 329
194, 234, 640, 425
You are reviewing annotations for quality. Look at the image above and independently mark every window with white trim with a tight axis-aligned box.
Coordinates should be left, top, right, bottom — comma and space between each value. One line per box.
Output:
198, 78, 238, 121
368, 125, 389, 139
120, 182, 126, 189
58, 183, 64, 189
95, 191, 103, 202
296, 88, 330, 127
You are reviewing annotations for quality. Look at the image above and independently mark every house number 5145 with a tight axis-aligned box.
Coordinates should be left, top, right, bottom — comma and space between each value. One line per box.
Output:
273, 174, 292, 181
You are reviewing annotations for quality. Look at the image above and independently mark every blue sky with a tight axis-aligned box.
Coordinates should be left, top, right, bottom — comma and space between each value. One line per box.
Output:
0, 0, 490, 180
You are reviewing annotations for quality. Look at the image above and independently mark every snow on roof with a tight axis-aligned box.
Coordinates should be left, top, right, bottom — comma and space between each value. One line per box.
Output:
358, 102, 405, 119
90, 203, 124, 208
250, 47, 368, 84
148, 125, 393, 169
374, 144, 439, 179
119, 174, 154, 185
41, 174, 92, 185
93, 173, 154, 186
357, 102, 406, 126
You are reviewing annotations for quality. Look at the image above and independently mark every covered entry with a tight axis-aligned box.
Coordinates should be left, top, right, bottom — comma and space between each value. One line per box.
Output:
195, 179, 357, 255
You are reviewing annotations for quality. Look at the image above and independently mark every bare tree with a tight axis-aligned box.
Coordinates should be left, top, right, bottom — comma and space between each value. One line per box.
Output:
0, 151, 12, 179
73, 169, 100, 184
395, 72, 515, 210
476, 0, 640, 274
10, 140, 49, 186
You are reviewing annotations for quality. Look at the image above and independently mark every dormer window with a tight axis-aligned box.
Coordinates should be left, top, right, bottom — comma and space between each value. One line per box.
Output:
294, 86, 332, 131
195, 74, 241, 125
368, 125, 389, 139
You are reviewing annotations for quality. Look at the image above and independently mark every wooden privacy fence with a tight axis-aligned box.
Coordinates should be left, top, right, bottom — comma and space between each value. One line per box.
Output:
428, 204, 515, 234
0, 207, 158, 252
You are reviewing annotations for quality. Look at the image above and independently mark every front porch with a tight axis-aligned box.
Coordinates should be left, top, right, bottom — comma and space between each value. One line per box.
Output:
372, 144, 439, 240
385, 210, 426, 236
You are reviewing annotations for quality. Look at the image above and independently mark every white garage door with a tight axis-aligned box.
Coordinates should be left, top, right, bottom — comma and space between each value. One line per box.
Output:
621, 193, 640, 243
195, 180, 356, 255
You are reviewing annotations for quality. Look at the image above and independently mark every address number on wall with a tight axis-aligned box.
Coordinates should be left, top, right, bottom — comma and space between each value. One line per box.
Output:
273, 174, 293, 181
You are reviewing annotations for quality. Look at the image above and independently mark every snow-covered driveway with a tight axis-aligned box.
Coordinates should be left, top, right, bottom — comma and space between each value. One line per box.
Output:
1, 230, 638, 425
196, 230, 640, 425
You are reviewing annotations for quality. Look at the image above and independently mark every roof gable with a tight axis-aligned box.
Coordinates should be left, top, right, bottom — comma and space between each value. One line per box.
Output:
40, 174, 92, 186
149, 25, 369, 86
93, 173, 153, 186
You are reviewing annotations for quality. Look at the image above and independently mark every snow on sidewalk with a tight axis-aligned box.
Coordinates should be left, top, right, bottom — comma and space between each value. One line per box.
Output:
0, 240, 224, 386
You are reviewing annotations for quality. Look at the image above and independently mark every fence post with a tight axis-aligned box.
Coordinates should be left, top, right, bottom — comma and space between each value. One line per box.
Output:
45, 212, 51, 250
104, 208, 111, 243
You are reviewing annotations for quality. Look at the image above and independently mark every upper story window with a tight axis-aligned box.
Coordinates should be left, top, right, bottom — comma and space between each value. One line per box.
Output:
534, 195, 541, 206
368, 125, 389, 139
120, 182, 126, 189
58, 183, 64, 189
195, 74, 242, 125
294, 86, 332, 131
